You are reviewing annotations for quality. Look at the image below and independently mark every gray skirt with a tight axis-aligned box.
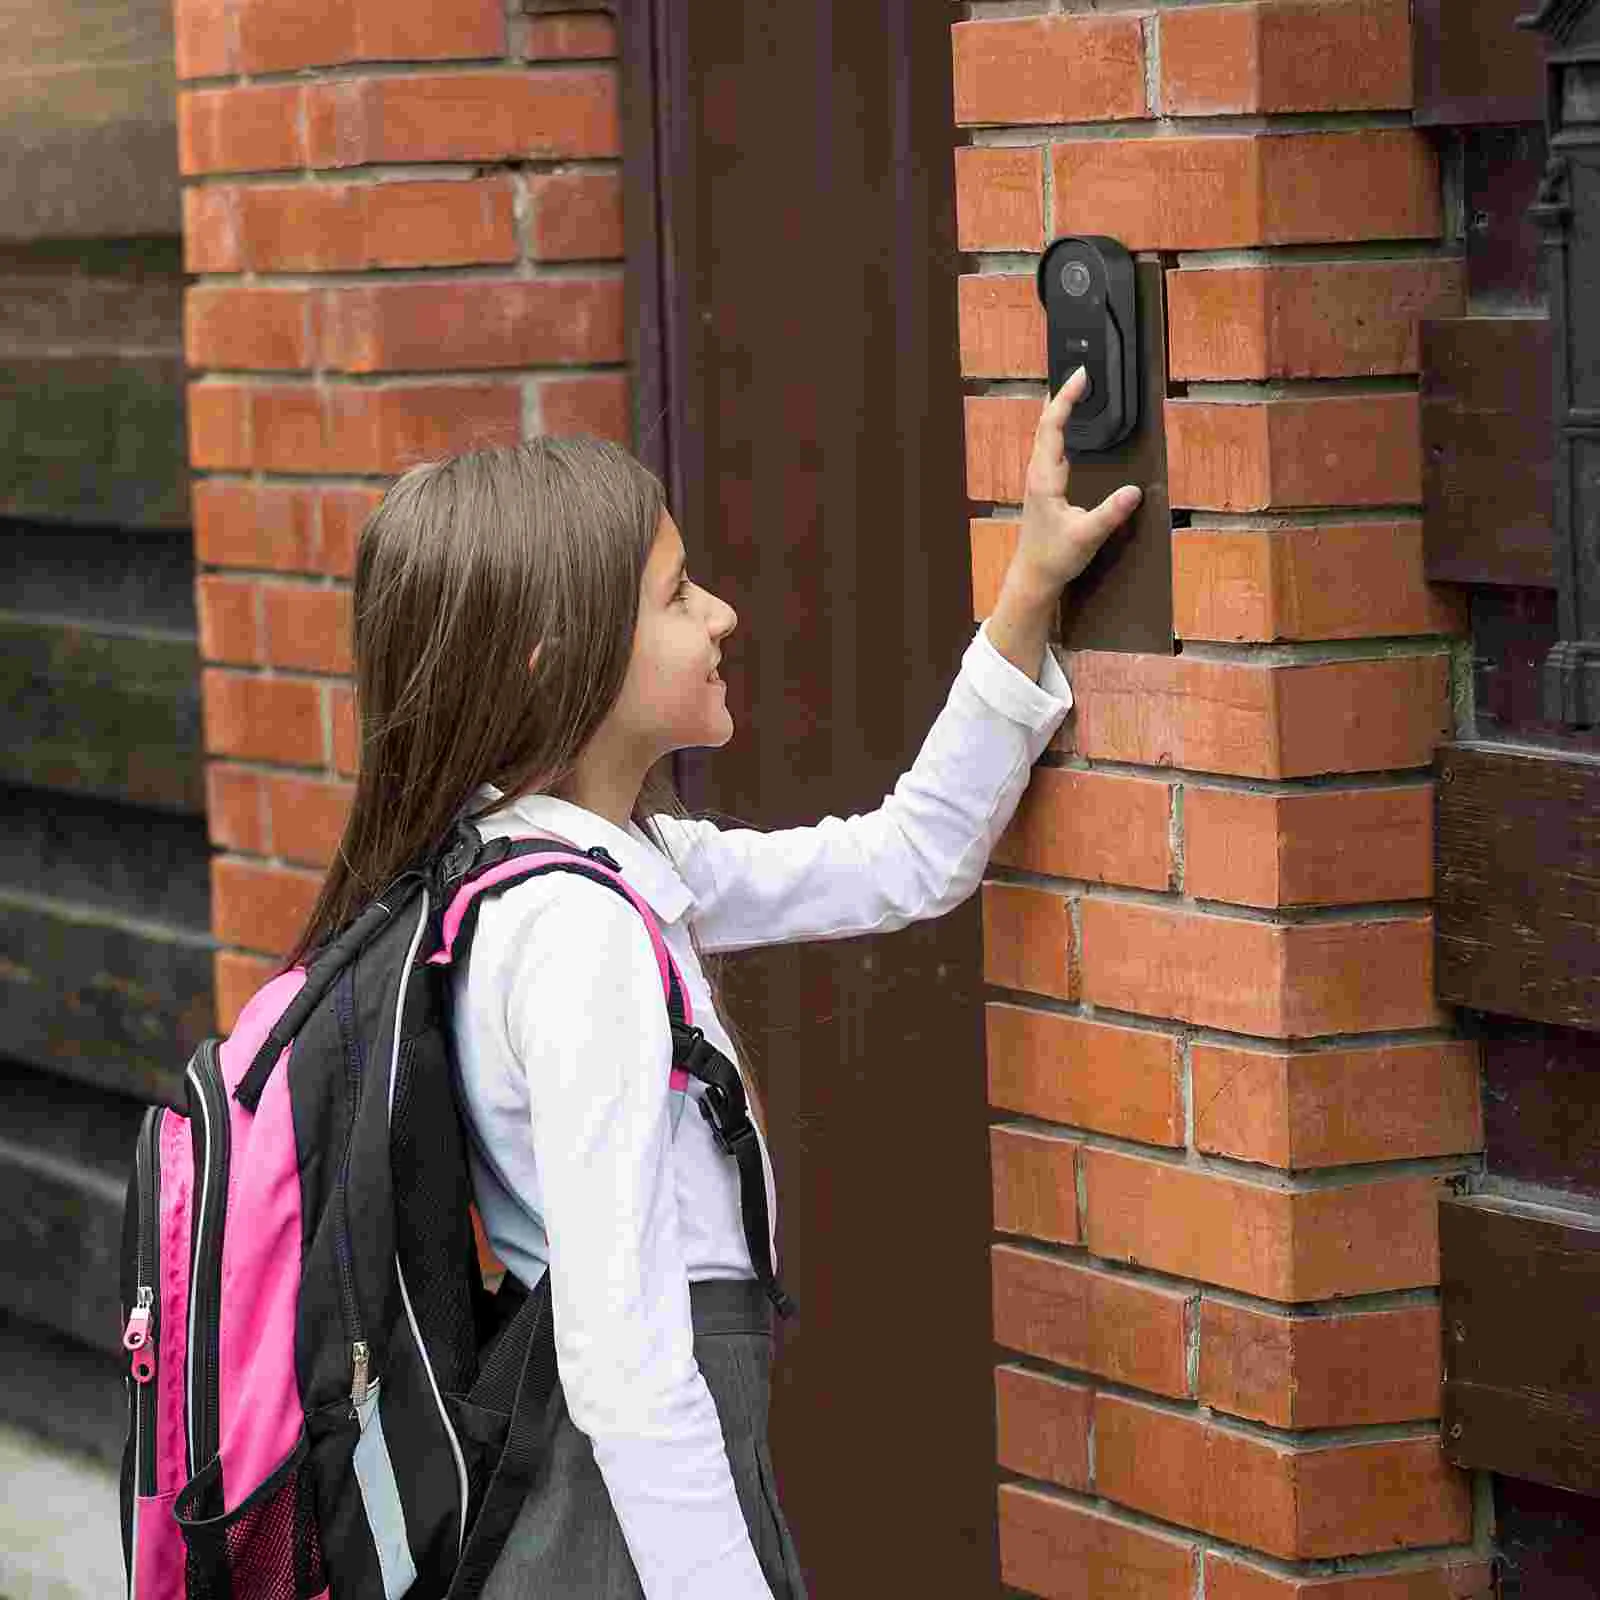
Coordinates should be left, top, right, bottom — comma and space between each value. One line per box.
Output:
483, 1280, 808, 1599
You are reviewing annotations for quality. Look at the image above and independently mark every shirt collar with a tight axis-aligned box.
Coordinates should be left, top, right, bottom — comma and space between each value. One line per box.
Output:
475, 789, 696, 926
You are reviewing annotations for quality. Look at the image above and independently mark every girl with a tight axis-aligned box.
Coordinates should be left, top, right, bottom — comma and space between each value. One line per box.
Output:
293, 367, 1139, 1599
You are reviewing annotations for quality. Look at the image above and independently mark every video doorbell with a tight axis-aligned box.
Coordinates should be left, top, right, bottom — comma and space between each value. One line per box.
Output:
1036, 235, 1139, 452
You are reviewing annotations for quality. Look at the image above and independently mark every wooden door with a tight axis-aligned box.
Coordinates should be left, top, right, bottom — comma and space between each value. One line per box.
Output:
623, 4, 1003, 1593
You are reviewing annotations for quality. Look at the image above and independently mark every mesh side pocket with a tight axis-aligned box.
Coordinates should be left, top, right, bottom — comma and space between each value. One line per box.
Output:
175, 1433, 327, 1600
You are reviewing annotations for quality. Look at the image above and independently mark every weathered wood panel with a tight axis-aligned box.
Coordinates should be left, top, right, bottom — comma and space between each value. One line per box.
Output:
0, 898, 208, 1105
0, 785, 210, 931
0, 619, 203, 813
0, 242, 187, 528
0, 1066, 145, 1353
0, 0, 179, 240
1057, 260, 1173, 657
1482, 1020, 1600, 1203
1413, 0, 1547, 126
1421, 318, 1555, 589
1441, 1193, 1600, 1497
1436, 742, 1600, 1030
1464, 125, 1549, 310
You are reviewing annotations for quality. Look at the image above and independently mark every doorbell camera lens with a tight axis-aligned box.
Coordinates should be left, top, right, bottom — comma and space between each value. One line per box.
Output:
1060, 260, 1092, 298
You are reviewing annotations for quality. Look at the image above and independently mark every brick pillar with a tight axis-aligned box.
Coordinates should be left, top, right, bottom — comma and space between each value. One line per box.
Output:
956, 4, 1493, 1595
174, 0, 627, 1017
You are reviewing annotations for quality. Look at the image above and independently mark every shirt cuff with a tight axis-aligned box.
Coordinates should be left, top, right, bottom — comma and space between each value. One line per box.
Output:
966, 619, 1074, 731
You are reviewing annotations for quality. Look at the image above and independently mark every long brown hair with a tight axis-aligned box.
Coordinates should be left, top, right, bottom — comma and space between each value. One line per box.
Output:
290, 436, 667, 965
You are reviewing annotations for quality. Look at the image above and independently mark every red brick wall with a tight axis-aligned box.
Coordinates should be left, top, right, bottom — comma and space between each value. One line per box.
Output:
174, 0, 627, 1021
956, 3, 1491, 1595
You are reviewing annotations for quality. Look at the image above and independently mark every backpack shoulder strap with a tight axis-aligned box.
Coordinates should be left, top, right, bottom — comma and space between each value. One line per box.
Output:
441, 834, 793, 1320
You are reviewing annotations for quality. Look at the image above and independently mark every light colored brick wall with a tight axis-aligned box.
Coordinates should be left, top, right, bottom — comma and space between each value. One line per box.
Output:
173, 0, 627, 1019
955, 2, 1490, 1595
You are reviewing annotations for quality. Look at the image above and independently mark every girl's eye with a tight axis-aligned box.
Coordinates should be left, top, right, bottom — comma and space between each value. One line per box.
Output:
675, 577, 692, 603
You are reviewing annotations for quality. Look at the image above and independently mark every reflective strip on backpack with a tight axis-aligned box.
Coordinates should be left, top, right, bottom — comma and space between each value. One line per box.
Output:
354, 1387, 419, 1600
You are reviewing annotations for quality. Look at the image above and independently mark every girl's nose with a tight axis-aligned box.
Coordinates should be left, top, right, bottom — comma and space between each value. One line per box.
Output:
711, 594, 737, 639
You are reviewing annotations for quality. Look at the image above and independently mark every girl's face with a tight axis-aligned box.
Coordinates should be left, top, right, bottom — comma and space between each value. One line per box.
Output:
611, 512, 739, 763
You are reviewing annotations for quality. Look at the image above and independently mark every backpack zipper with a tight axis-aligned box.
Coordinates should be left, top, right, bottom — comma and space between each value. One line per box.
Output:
185, 1039, 230, 1475
123, 1106, 163, 1498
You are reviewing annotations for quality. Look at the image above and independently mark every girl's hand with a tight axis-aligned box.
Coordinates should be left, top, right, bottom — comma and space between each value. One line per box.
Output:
985, 368, 1144, 682
1016, 366, 1143, 593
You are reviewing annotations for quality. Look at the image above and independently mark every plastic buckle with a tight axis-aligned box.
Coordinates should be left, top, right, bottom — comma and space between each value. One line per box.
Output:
697, 1082, 756, 1157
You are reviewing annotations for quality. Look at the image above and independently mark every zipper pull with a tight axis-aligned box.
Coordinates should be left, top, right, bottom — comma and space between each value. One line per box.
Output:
124, 1288, 156, 1384
350, 1341, 370, 1409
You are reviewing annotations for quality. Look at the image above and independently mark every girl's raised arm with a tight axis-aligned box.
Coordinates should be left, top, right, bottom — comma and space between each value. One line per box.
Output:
659, 369, 1140, 956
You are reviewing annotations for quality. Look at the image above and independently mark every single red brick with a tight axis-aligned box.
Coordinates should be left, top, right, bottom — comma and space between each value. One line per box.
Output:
991, 1125, 1080, 1245
1082, 1147, 1448, 1300
958, 275, 1044, 380
1051, 132, 1438, 251
992, 1243, 1192, 1397
994, 765, 1173, 889
988, 1004, 1183, 1146
179, 85, 306, 176
1166, 262, 1465, 381
261, 585, 354, 675
1063, 650, 1451, 779
1183, 783, 1434, 907
186, 286, 317, 372
193, 480, 319, 574
235, 0, 505, 74
970, 518, 1020, 619
1160, 0, 1412, 115
981, 880, 1077, 1001
1205, 1552, 1493, 1600
1199, 1299, 1445, 1428
953, 15, 1146, 126
528, 171, 625, 260
1081, 899, 1443, 1038
523, 14, 617, 59
202, 669, 325, 766
999, 1485, 1198, 1600
183, 187, 243, 273
540, 373, 630, 442
226, 178, 518, 272
173, 0, 234, 78
995, 1366, 1090, 1492
315, 279, 625, 372
1095, 1392, 1471, 1559
304, 71, 619, 168
964, 395, 1038, 505
196, 575, 262, 665
1191, 1039, 1482, 1169
187, 383, 251, 470
955, 147, 1044, 253
248, 382, 522, 474
205, 765, 268, 855
1172, 523, 1466, 643
1165, 395, 1422, 512
213, 856, 323, 957
265, 775, 353, 867
215, 950, 281, 1033
318, 486, 384, 578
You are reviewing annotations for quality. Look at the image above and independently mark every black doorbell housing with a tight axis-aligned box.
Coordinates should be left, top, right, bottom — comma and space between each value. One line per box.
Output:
1036, 235, 1139, 452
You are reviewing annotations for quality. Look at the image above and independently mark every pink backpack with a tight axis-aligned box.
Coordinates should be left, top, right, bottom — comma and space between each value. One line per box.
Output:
119, 830, 788, 1600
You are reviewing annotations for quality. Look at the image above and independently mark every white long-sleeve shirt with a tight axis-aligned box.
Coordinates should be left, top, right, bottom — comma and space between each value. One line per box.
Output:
450, 621, 1071, 1598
